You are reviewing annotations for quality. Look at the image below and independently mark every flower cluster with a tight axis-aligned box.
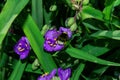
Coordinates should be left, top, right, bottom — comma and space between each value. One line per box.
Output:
37, 68, 71, 80
14, 36, 31, 59
44, 27, 72, 52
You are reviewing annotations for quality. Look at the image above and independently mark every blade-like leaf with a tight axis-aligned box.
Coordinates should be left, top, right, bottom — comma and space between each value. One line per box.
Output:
91, 30, 120, 40
8, 60, 26, 80
32, 0, 43, 30
81, 6, 103, 21
0, 0, 29, 46
66, 47, 120, 66
103, 0, 120, 21
22, 15, 57, 72
71, 63, 85, 80
103, 0, 115, 21
82, 44, 109, 56
82, 22, 101, 30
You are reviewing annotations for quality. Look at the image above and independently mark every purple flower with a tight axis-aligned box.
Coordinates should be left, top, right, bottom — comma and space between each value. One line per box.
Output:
44, 29, 60, 40
59, 27, 72, 39
37, 69, 56, 80
58, 68, 71, 80
44, 27, 72, 52
44, 29, 64, 52
14, 36, 30, 59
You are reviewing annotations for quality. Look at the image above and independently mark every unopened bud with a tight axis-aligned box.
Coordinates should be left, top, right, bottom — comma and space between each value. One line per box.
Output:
41, 24, 49, 35
32, 59, 40, 70
83, 0, 89, 5
65, 17, 75, 27
49, 5, 57, 12
70, 23, 78, 31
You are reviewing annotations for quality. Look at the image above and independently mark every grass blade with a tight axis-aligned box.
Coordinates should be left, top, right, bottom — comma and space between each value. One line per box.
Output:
71, 63, 85, 80
66, 47, 120, 66
22, 15, 57, 72
8, 60, 27, 80
0, 0, 29, 46
32, 0, 43, 30
91, 30, 120, 40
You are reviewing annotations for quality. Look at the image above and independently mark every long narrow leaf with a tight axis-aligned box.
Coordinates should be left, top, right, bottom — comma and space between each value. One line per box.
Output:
22, 15, 57, 72
0, 0, 29, 46
91, 30, 120, 40
8, 60, 26, 80
32, 0, 43, 30
81, 6, 103, 21
71, 63, 85, 80
66, 47, 120, 66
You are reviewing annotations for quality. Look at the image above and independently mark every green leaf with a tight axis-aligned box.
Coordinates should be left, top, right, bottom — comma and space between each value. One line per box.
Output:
32, 0, 43, 30
81, 6, 103, 21
114, 0, 120, 7
112, 16, 120, 29
0, 0, 29, 46
103, 0, 115, 21
66, 47, 120, 66
25, 64, 42, 74
103, 0, 120, 21
82, 22, 101, 30
91, 30, 120, 40
0, 53, 8, 68
71, 63, 85, 80
8, 60, 27, 80
22, 15, 57, 72
43, 8, 53, 24
82, 44, 110, 56
89, 66, 109, 79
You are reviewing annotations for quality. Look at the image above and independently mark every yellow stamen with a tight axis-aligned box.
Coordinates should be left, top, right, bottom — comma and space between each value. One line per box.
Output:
63, 32, 67, 34
46, 38, 49, 40
42, 72, 48, 77
47, 41, 51, 44
53, 44, 56, 47
18, 47, 25, 52
54, 38, 57, 41
25, 44, 28, 47
50, 43, 53, 46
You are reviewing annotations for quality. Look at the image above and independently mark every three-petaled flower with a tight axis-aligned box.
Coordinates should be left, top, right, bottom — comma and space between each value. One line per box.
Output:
58, 68, 71, 80
37, 69, 57, 80
37, 68, 71, 80
14, 36, 31, 59
44, 27, 72, 52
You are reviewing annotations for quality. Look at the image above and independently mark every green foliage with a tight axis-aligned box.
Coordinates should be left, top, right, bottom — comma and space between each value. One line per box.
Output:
0, 0, 29, 46
22, 15, 57, 72
1, 0, 120, 80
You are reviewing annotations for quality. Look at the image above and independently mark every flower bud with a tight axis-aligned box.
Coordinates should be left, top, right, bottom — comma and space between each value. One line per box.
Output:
49, 5, 57, 12
32, 59, 40, 70
65, 17, 75, 27
41, 24, 49, 35
70, 23, 78, 31
83, 0, 89, 5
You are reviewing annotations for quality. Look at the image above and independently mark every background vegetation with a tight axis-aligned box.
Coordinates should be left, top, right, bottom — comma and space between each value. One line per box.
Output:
1, 0, 120, 80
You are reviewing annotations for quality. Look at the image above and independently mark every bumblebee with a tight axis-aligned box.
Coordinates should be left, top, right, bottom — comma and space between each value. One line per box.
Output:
57, 32, 69, 45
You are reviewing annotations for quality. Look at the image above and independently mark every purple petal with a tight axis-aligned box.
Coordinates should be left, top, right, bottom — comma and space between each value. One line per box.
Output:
44, 29, 60, 40
43, 41, 54, 52
48, 69, 57, 79
58, 68, 71, 80
44, 40, 64, 52
59, 27, 72, 38
37, 69, 57, 80
14, 36, 30, 59
37, 76, 47, 80
53, 44, 64, 51
19, 51, 29, 59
